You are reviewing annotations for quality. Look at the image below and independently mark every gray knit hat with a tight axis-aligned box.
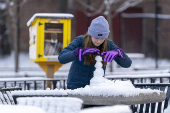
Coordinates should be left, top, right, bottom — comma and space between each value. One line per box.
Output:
88, 16, 110, 39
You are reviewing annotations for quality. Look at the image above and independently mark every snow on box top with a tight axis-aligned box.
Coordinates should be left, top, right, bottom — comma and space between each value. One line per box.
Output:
27, 13, 74, 27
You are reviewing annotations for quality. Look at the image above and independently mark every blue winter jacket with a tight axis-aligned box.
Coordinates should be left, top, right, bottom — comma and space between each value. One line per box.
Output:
58, 35, 132, 89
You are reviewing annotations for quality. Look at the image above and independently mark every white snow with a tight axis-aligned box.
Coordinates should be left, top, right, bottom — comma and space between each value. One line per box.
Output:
130, 57, 170, 68
67, 56, 163, 97
1, 51, 170, 69
126, 53, 145, 59
0, 105, 46, 113
106, 73, 170, 79
0, 53, 169, 112
17, 97, 83, 113
80, 105, 132, 113
0, 77, 57, 82
29, 23, 37, 60
29, 45, 37, 59
0, 51, 39, 68
0, 2, 6, 10
67, 80, 162, 97
90, 56, 105, 86
0, 71, 68, 78
9, 1, 14, 6
27, 13, 74, 27
164, 105, 170, 113
0, 51, 71, 78
11, 88, 67, 96
0, 52, 170, 78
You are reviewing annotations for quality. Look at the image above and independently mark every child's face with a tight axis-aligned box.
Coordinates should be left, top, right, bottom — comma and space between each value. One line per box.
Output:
91, 37, 105, 47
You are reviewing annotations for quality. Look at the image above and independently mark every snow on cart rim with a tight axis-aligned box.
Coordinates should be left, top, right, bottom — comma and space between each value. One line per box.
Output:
11, 88, 67, 96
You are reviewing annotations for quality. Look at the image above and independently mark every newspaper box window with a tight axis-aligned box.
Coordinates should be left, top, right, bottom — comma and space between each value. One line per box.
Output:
44, 23, 63, 57
27, 13, 74, 89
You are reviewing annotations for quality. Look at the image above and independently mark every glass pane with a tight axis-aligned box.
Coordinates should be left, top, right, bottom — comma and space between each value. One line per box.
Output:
44, 23, 63, 57
45, 23, 63, 31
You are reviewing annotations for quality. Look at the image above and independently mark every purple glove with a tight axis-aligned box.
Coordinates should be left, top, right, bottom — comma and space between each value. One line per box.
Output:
75, 47, 100, 61
101, 48, 125, 62
116, 48, 124, 59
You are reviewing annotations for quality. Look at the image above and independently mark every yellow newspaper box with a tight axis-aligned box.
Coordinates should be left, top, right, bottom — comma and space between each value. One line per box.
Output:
27, 13, 74, 88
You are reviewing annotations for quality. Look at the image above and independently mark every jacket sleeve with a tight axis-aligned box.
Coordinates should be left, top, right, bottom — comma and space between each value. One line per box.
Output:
107, 39, 132, 68
58, 36, 83, 64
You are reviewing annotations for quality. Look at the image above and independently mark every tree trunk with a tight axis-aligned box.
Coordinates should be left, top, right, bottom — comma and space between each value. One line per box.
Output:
106, 5, 114, 72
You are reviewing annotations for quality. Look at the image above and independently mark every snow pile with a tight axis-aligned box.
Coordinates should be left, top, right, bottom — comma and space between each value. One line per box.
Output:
17, 97, 83, 113
11, 88, 67, 96
67, 56, 163, 97
80, 105, 132, 113
67, 80, 162, 97
0, 105, 46, 113
164, 105, 170, 113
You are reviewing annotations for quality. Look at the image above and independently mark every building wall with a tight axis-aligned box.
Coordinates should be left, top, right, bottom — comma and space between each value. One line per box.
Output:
5, 0, 170, 59
157, 1, 170, 58
138, 0, 170, 58
6, 0, 59, 52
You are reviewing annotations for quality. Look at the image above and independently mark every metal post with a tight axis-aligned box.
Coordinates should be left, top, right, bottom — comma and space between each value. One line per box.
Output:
46, 65, 54, 89
142, 17, 146, 54
14, 81, 16, 87
106, 0, 114, 72
34, 81, 36, 90
64, 80, 66, 90
121, 14, 125, 50
14, 0, 20, 72
53, 81, 56, 90
24, 81, 26, 90
86, 0, 90, 29
4, 82, 6, 88
44, 81, 46, 90
155, 0, 158, 68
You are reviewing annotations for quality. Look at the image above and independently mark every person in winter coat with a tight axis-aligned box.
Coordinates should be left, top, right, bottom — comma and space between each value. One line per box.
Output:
58, 16, 132, 90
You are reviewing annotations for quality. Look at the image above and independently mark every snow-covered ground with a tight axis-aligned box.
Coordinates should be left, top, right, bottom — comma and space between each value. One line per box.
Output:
0, 105, 46, 113
0, 52, 170, 78
1, 52, 170, 69
164, 105, 170, 113
0, 53, 170, 113
0, 52, 170, 89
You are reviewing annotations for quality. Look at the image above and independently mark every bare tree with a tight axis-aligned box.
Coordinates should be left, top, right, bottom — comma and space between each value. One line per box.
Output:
0, 0, 10, 56
75, 0, 143, 72
5, 0, 27, 72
